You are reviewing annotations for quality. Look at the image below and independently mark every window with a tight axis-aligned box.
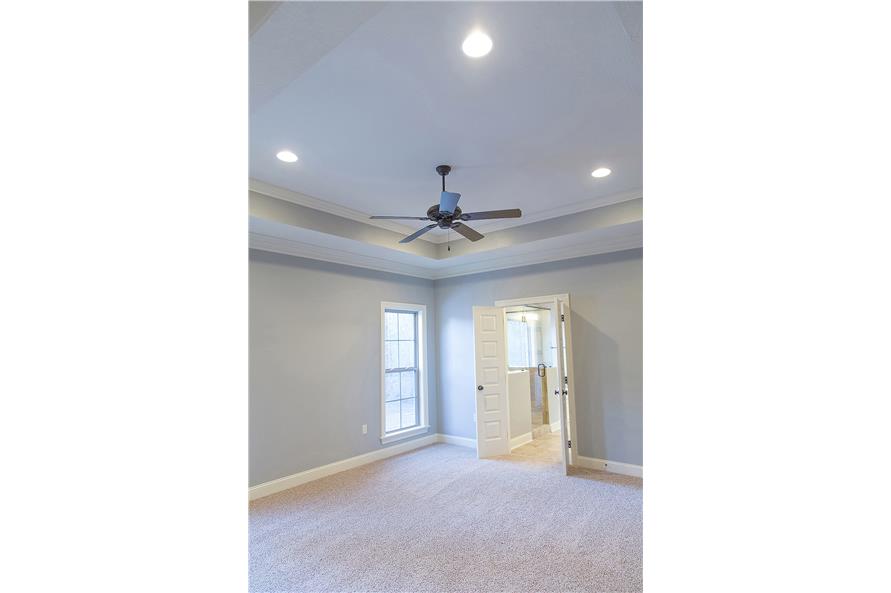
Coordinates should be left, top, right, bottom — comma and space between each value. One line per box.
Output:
506, 309, 554, 369
506, 318, 530, 368
380, 302, 428, 443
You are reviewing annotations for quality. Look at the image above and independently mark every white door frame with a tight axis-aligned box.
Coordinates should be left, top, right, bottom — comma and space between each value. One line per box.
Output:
493, 293, 578, 467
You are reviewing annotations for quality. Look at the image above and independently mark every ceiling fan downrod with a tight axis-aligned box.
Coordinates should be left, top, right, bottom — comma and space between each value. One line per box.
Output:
368, 163, 522, 244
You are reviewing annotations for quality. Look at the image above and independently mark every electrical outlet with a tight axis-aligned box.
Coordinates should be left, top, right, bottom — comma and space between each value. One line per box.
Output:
362, 424, 367, 434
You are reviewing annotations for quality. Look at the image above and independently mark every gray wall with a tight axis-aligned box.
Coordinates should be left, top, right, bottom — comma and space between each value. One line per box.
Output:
435, 249, 642, 465
249, 250, 438, 486
250, 247, 642, 486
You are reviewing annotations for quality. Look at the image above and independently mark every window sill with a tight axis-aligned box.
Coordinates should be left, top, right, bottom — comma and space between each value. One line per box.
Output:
380, 425, 430, 445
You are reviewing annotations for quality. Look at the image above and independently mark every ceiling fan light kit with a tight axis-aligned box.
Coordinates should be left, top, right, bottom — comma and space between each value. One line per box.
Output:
370, 165, 522, 244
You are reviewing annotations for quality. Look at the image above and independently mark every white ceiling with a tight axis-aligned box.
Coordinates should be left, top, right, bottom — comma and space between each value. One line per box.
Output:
249, 1, 642, 239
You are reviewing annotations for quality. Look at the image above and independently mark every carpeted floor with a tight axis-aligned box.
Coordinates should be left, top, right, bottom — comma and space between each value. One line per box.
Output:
249, 439, 642, 593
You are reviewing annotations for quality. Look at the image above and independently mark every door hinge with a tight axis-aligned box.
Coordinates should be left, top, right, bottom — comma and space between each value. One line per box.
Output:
561, 314, 565, 321
567, 439, 571, 449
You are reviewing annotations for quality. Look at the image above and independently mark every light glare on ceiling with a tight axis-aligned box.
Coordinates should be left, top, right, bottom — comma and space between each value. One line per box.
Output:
276, 150, 299, 163
591, 167, 611, 178
462, 31, 493, 58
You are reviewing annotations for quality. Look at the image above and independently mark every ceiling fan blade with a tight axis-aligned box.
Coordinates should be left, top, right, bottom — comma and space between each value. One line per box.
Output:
439, 191, 461, 214
460, 208, 522, 221
451, 222, 484, 242
370, 215, 431, 220
399, 224, 438, 243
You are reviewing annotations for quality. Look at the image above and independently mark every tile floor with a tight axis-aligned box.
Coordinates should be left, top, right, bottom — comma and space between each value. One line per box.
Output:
509, 430, 563, 464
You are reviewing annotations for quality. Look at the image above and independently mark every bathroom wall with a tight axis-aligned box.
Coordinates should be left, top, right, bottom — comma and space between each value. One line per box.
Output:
507, 369, 533, 440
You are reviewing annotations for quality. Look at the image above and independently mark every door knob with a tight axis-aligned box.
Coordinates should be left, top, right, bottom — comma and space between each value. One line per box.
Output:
477, 385, 484, 391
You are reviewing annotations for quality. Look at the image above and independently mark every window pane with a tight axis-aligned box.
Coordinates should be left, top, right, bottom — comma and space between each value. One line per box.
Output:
385, 341, 399, 370
385, 312, 399, 340
385, 372, 400, 401
401, 398, 417, 428
398, 340, 415, 368
398, 313, 415, 341
400, 370, 416, 398
385, 401, 400, 433
506, 318, 530, 368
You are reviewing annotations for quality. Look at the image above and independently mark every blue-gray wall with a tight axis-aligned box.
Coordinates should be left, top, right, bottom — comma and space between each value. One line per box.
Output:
250, 247, 642, 486
249, 250, 438, 486
435, 249, 642, 465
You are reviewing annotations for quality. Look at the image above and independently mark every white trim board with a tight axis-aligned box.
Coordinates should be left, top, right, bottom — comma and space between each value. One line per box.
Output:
250, 178, 434, 242
436, 433, 476, 448
510, 432, 533, 450
249, 232, 434, 279
435, 230, 641, 279
575, 455, 643, 479
249, 434, 436, 501
249, 178, 642, 244
250, 433, 475, 500
248, 433, 641, 501
439, 435, 642, 478
250, 229, 642, 281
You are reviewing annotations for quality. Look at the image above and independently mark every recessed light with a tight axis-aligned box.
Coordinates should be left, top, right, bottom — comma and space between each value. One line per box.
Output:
462, 31, 493, 58
276, 150, 298, 163
591, 167, 611, 178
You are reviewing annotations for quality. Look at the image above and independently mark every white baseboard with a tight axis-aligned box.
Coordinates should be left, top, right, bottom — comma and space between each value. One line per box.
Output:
436, 433, 476, 448
550, 421, 560, 433
510, 432, 533, 450
249, 434, 437, 500
249, 433, 640, 502
575, 455, 643, 478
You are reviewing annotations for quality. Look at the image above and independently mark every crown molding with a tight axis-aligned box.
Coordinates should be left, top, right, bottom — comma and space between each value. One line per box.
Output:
249, 232, 436, 279
249, 178, 642, 244
427, 229, 643, 280
248, 178, 439, 243
463, 188, 643, 236
250, 224, 642, 281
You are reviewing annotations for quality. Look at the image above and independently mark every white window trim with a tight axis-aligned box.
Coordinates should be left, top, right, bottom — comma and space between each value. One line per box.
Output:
380, 301, 429, 444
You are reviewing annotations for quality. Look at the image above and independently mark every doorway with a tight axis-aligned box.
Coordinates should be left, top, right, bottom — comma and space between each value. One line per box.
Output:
471, 294, 577, 472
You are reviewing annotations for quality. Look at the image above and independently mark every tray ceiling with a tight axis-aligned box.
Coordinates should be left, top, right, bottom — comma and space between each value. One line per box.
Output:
249, 2, 642, 243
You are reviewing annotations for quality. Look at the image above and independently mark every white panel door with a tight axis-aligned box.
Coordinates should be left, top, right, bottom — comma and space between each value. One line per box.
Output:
473, 306, 510, 458
552, 298, 570, 474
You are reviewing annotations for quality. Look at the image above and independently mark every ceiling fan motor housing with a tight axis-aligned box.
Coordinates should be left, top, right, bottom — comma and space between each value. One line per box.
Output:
369, 163, 519, 243
427, 204, 463, 229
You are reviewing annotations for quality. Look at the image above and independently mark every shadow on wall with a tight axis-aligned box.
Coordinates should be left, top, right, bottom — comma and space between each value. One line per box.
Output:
572, 314, 622, 460
438, 313, 475, 438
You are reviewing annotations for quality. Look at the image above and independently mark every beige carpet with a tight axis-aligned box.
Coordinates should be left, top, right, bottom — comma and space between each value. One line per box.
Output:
249, 440, 642, 593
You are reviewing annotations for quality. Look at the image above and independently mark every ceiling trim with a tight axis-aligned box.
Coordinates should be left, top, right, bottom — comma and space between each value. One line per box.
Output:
249, 226, 642, 282
463, 188, 643, 236
249, 231, 436, 279
428, 229, 643, 280
249, 178, 642, 244
249, 178, 437, 243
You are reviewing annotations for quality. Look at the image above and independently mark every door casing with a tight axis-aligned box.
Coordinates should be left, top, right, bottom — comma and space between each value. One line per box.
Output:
492, 293, 578, 467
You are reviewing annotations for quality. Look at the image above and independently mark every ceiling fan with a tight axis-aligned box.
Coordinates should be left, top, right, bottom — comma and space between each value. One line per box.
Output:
370, 165, 522, 243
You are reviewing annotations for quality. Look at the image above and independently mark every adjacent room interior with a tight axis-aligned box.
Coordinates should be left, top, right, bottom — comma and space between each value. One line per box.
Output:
249, 2, 642, 591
